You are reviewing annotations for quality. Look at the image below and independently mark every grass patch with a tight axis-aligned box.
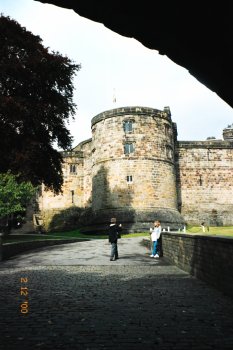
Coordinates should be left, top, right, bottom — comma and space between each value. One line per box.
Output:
2, 230, 149, 244
121, 232, 149, 238
49, 230, 108, 240
3, 227, 233, 244
2, 234, 79, 244
48, 230, 149, 240
186, 226, 233, 237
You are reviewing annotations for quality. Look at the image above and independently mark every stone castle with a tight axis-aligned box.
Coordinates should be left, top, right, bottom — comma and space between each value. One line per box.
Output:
36, 106, 233, 233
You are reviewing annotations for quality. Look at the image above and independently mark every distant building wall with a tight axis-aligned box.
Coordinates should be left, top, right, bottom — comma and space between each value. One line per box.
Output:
39, 140, 92, 231
176, 141, 233, 225
73, 139, 93, 207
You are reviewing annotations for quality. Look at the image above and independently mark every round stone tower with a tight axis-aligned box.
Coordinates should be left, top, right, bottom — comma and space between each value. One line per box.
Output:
90, 106, 184, 232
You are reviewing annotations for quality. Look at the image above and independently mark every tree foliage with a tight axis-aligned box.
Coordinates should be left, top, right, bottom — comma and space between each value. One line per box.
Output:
0, 172, 36, 220
0, 15, 81, 193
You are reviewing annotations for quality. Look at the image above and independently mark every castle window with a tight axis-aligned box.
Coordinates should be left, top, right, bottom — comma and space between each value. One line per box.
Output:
199, 175, 203, 186
165, 145, 173, 160
71, 190, 74, 204
124, 143, 134, 154
126, 175, 133, 183
70, 164, 76, 174
164, 124, 170, 136
123, 120, 133, 133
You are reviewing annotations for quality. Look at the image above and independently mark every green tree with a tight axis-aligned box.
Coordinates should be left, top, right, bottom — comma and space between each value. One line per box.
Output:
0, 172, 36, 233
0, 15, 81, 193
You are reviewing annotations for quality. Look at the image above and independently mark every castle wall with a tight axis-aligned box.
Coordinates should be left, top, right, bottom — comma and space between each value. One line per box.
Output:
39, 140, 92, 231
73, 139, 92, 206
36, 105, 233, 233
176, 141, 233, 225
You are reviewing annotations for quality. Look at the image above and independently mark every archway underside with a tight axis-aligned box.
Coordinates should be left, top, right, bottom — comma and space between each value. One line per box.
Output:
35, 0, 233, 110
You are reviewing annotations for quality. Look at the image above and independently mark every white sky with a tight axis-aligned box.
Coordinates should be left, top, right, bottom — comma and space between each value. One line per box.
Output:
1, 0, 233, 147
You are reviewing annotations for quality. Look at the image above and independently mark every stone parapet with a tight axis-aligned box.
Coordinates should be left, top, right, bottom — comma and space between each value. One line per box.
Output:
91, 106, 171, 126
177, 140, 233, 149
160, 232, 233, 298
1, 238, 89, 261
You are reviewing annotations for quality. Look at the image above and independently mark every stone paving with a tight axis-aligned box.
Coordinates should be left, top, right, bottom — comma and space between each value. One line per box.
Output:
0, 237, 161, 267
0, 237, 233, 349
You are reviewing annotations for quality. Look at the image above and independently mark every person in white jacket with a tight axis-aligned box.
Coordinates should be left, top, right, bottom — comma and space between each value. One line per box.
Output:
150, 220, 161, 258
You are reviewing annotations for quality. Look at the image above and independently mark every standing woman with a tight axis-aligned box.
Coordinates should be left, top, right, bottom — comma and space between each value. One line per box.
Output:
150, 220, 161, 258
108, 217, 122, 261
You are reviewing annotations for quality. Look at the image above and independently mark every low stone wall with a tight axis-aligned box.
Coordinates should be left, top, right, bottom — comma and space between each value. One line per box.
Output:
158, 232, 233, 298
1, 239, 89, 261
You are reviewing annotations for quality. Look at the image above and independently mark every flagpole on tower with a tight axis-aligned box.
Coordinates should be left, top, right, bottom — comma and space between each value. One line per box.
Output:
113, 88, 116, 104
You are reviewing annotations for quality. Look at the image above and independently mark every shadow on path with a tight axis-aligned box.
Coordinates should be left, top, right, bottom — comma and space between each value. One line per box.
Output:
0, 265, 233, 349
0, 237, 168, 267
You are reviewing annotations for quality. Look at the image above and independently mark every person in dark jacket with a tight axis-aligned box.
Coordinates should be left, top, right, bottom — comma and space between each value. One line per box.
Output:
108, 217, 122, 261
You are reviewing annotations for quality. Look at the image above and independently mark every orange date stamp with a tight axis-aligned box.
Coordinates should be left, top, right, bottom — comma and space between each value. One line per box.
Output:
20, 277, 29, 314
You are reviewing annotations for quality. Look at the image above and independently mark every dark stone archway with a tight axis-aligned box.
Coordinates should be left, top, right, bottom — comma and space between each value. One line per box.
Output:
35, 0, 233, 110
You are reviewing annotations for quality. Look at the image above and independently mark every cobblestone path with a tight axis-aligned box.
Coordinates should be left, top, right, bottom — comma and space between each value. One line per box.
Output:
0, 238, 232, 349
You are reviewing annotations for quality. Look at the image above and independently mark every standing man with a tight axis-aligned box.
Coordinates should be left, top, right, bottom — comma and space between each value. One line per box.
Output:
201, 222, 206, 232
108, 217, 122, 261
150, 220, 161, 258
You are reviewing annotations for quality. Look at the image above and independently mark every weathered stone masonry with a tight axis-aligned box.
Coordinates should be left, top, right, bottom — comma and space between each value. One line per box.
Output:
38, 106, 233, 232
176, 140, 233, 226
